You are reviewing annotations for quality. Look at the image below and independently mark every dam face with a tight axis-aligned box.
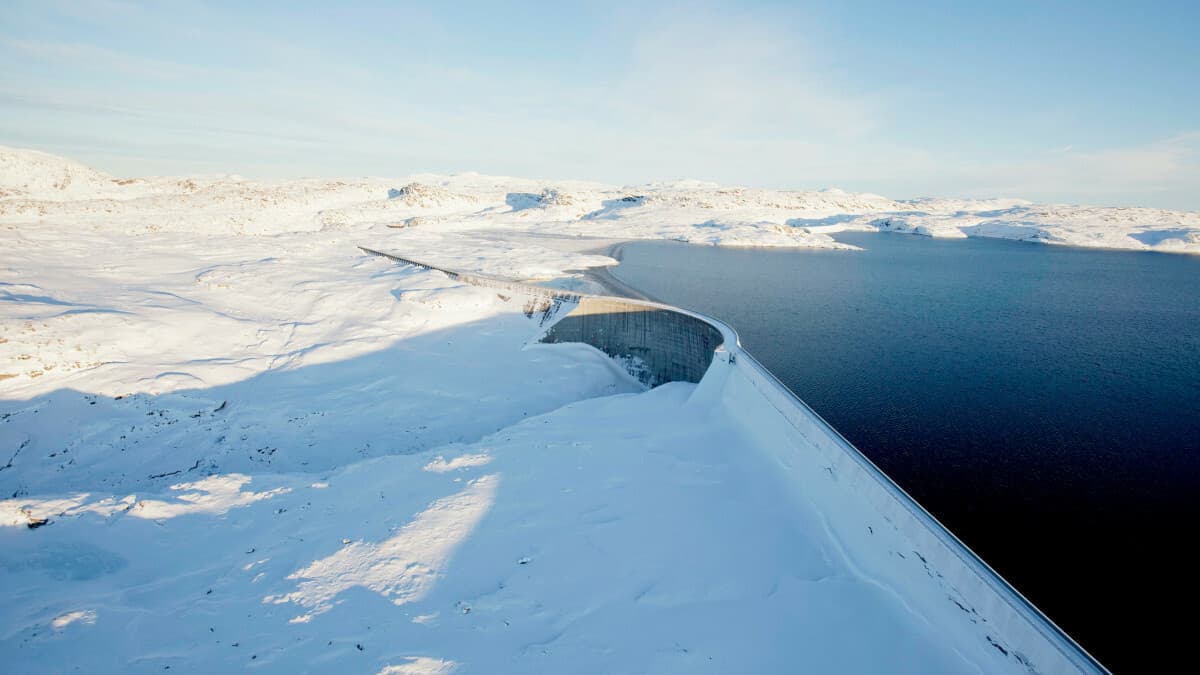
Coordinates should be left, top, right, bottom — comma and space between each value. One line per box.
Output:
539, 297, 724, 387
355, 247, 724, 387
359, 246, 1107, 675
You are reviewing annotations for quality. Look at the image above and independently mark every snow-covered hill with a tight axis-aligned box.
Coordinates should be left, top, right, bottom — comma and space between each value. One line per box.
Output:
0, 146, 1114, 673
0, 147, 127, 200
2, 146, 1197, 252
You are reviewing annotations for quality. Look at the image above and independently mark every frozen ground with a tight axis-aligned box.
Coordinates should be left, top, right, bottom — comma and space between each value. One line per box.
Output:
0, 148, 1110, 673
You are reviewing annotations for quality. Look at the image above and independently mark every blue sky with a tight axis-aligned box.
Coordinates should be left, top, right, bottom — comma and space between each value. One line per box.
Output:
2, 0, 1198, 208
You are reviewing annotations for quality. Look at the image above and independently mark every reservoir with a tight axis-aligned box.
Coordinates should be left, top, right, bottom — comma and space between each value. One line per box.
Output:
607, 232, 1200, 672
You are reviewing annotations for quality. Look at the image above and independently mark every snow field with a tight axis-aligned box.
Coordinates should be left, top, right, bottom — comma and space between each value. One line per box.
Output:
0, 146, 1116, 673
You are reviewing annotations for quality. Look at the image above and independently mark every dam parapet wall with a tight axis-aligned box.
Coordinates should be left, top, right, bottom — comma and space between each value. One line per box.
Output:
360, 246, 1106, 675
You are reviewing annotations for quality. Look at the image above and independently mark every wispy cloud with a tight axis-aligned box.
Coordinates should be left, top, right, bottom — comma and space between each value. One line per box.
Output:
1, 1, 1195, 208
959, 132, 1200, 206
0, 37, 205, 80
614, 7, 878, 138
39, 0, 141, 22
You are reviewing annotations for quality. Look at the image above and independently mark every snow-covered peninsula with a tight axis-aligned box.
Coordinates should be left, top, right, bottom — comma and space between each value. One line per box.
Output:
0, 148, 1125, 673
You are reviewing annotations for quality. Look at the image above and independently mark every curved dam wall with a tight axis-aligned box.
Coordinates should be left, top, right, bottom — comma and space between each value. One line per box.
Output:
360, 247, 1106, 675
540, 297, 724, 387
358, 248, 723, 388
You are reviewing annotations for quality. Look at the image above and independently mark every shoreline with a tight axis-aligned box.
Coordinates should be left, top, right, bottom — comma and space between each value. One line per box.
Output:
577, 240, 659, 302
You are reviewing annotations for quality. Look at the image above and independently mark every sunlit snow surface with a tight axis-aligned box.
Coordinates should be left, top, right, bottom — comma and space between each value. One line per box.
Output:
0, 147, 1142, 672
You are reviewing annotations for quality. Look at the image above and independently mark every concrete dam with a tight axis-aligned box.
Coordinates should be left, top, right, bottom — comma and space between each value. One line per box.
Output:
540, 298, 724, 387
361, 247, 1107, 675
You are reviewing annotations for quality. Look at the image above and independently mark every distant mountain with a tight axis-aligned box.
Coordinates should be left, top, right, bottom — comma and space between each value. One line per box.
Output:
1, 146, 1196, 252
0, 146, 126, 200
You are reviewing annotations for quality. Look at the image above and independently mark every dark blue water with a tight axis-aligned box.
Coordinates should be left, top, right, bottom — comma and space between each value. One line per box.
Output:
609, 233, 1200, 672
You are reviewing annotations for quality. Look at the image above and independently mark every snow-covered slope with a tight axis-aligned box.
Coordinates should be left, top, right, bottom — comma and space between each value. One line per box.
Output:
2, 217, 1035, 674
0, 147, 1136, 673
0, 229, 1047, 674
0, 147, 128, 201
2, 146, 1197, 253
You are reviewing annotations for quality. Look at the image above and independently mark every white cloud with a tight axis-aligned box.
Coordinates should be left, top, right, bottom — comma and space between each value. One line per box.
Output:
0, 37, 206, 80
956, 132, 1200, 206
614, 9, 877, 138
1, 1, 1195, 209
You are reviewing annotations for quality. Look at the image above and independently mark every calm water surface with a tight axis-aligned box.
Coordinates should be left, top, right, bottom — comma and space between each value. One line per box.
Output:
609, 232, 1200, 672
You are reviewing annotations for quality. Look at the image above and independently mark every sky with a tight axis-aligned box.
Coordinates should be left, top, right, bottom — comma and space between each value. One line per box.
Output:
2, 0, 1198, 209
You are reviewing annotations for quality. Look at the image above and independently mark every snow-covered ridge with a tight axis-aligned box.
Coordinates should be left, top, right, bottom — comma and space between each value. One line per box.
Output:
1, 146, 1111, 672
0, 146, 124, 200
2, 146, 1197, 252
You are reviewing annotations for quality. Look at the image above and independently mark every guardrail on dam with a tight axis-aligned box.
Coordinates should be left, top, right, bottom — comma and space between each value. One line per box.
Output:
360, 246, 1108, 675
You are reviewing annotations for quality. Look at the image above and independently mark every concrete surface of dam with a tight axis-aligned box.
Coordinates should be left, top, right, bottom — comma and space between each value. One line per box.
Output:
360, 246, 1108, 675
540, 298, 724, 386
